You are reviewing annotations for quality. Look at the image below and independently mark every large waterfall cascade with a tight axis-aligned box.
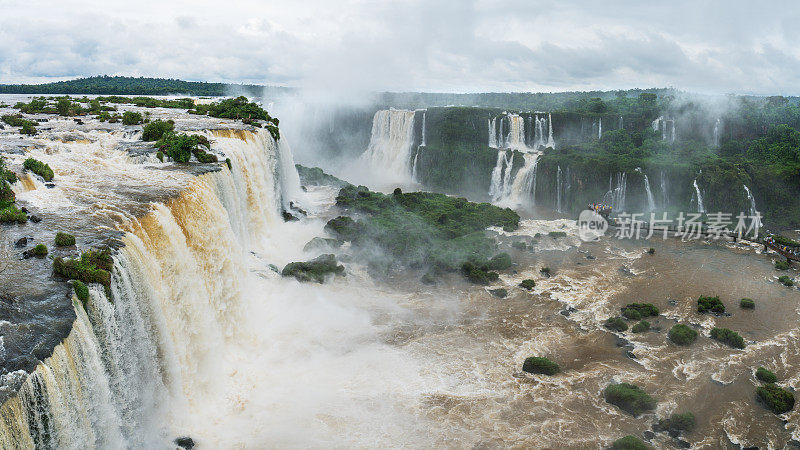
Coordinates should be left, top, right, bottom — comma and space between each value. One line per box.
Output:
603, 173, 628, 212
487, 113, 547, 206
692, 179, 706, 213
0, 125, 373, 448
411, 111, 426, 182
360, 109, 417, 181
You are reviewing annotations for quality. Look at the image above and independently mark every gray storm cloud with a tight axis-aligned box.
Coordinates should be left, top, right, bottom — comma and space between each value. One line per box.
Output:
0, 0, 799, 94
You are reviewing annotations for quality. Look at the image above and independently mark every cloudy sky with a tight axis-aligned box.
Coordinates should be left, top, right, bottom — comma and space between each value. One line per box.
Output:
1, 0, 799, 95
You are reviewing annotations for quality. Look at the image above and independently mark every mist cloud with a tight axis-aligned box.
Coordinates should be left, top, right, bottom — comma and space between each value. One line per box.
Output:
1, 0, 798, 95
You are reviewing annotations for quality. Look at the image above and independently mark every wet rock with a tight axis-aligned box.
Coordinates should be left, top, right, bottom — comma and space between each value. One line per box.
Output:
668, 299, 678, 306
29, 214, 41, 223
73, 119, 84, 125
619, 266, 635, 276
642, 431, 655, 441
303, 237, 341, 253
787, 439, 800, 448
626, 350, 637, 359
489, 288, 507, 299
289, 201, 307, 216
14, 237, 30, 248
174, 436, 195, 449
19, 207, 28, 213
45, 183, 56, 189
615, 337, 630, 347
282, 210, 299, 222
674, 439, 691, 449
560, 310, 570, 317
586, 254, 595, 260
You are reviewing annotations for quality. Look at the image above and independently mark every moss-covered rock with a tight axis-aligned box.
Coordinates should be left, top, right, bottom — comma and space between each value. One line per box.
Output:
778, 275, 794, 287
756, 367, 778, 384
604, 317, 628, 332
52, 248, 113, 286
709, 327, 745, 349
489, 288, 507, 298
739, 298, 755, 309
757, 383, 795, 414
611, 435, 650, 450
324, 216, 362, 242
697, 295, 725, 314
32, 244, 48, 257
603, 383, 656, 417
23, 158, 54, 182
73, 280, 89, 309
653, 412, 696, 435
281, 254, 344, 283
775, 260, 791, 270
519, 279, 536, 290
522, 356, 560, 375
632, 320, 650, 333
54, 232, 76, 247
668, 324, 697, 346
540, 266, 552, 277
622, 303, 659, 319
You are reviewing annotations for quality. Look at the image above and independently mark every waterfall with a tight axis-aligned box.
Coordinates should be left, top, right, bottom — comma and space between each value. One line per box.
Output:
602, 173, 627, 212
743, 185, 758, 217
660, 170, 668, 210
693, 179, 705, 213
360, 109, 417, 178
0, 128, 302, 448
411, 111, 426, 182
490, 151, 541, 206
505, 114, 527, 150
713, 118, 721, 146
546, 113, 555, 149
643, 174, 656, 212
534, 115, 545, 149
488, 118, 497, 148
598, 117, 602, 139
556, 166, 562, 212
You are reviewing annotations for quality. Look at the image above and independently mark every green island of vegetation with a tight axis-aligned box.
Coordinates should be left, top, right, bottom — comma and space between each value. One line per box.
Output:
697, 295, 725, 314
603, 382, 657, 417
709, 327, 745, 349
668, 324, 698, 346
611, 435, 650, 450
522, 356, 560, 375
281, 254, 345, 283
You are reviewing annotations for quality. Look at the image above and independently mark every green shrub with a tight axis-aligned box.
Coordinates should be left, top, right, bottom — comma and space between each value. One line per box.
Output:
756, 367, 778, 384
740, 298, 755, 309
489, 288, 507, 298
710, 327, 745, 349
632, 320, 650, 333
669, 324, 698, 346
697, 295, 725, 314
654, 412, 696, 435
325, 216, 362, 241
225, 158, 232, 170
32, 244, 48, 257
622, 303, 659, 318
52, 248, 113, 286
2, 114, 38, 134
647, 247, 655, 254
54, 232, 76, 247
519, 279, 536, 290
0, 204, 27, 223
775, 260, 791, 270
156, 132, 210, 163
522, 356, 560, 375
603, 383, 656, 416
611, 435, 649, 450
23, 158, 54, 182
142, 119, 175, 141
281, 254, 344, 283
121, 111, 143, 125
73, 280, 89, 309
757, 383, 795, 414
461, 261, 499, 285
604, 317, 628, 332
156, 151, 164, 162
487, 252, 512, 270
778, 275, 794, 287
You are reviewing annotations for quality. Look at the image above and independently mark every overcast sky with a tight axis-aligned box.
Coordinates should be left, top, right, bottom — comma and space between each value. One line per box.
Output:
1, 0, 799, 95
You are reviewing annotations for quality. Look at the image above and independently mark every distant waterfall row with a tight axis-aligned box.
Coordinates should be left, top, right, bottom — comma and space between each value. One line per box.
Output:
651, 116, 677, 142
488, 113, 554, 150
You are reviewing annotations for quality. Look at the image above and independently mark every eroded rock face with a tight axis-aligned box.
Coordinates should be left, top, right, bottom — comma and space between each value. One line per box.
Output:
281, 254, 345, 283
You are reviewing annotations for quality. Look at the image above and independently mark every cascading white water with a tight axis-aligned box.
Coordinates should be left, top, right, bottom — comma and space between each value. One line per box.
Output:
643, 174, 656, 212
713, 118, 721, 146
743, 185, 758, 217
598, 117, 602, 139
556, 166, 562, 212
505, 114, 526, 150
488, 117, 497, 148
546, 113, 555, 149
660, 170, 668, 210
489, 150, 508, 200
411, 111, 426, 182
360, 109, 417, 180
500, 152, 541, 207
603, 173, 627, 212
534, 115, 545, 149
693, 179, 705, 213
